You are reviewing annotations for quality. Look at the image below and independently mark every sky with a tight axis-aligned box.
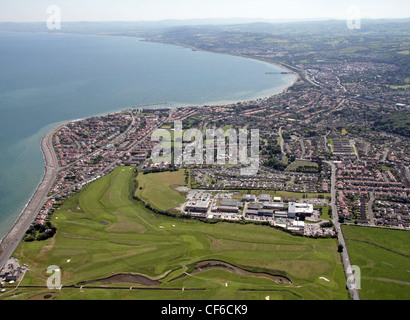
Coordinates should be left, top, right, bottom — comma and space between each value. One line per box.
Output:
0, 0, 409, 22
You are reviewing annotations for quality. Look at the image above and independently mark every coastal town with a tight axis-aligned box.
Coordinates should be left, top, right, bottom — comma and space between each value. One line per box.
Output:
26, 87, 408, 235
0, 18, 408, 302
19, 28, 409, 233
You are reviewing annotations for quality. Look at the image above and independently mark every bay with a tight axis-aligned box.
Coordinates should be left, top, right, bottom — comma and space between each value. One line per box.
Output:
0, 32, 296, 239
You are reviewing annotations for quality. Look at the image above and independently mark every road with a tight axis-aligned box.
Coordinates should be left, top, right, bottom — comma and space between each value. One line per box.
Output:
299, 137, 305, 158
278, 127, 285, 155
0, 109, 173, 271
364, 142, 370, 157
303, 70, 325, 89
336, 76, 347, 93
405, 166, 410, 182
0, 123, 64, 271
323, 131, 330, 153
367, 192, 376, 226
382, 148, 390, 162
350, 139, 359, 159
325, 160, 361, 300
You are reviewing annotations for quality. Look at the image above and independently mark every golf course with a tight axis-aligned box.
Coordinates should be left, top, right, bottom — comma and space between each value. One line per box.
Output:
342, 225, 410, 300
4, 167, 349, 300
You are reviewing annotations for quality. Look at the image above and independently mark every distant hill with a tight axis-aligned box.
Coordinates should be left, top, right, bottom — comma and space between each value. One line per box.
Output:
373, 109, 410, 137
1, 18, 409, 36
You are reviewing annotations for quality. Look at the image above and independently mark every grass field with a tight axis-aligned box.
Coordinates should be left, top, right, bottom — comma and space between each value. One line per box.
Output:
4, 167, 348, 300
134, 170, 187, 211
285, 160, 318, 172
317, 206, 331, 220
338, 46, 368, 54
342, 225, 410, 300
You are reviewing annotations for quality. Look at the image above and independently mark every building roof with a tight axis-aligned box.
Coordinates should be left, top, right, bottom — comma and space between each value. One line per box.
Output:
186, 200, 210, 209
242, 194, 257, 200
263, 202, 286, 209
248, 203, 263, 210
258, 194, 271, 201
220, 198, 239, 207
288, 202, 314, 214
292, 220, 305, 227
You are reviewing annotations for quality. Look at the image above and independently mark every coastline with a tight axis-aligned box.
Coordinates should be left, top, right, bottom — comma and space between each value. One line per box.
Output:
0, 122, 64, 269
141, 38, 300, 93
0, 34, 299, 269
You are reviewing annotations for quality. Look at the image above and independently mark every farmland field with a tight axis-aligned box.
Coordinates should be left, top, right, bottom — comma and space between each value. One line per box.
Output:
342, 225, 410, 300
5, 167, 348, 300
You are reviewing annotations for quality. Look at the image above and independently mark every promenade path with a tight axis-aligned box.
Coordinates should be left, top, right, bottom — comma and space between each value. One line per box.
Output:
0, 123, 64, 271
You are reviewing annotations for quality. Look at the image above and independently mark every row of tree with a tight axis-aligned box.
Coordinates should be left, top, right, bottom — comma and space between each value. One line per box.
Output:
24, 221, 57, 242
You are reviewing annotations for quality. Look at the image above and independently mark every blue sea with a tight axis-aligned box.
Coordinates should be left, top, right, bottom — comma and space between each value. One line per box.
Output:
0, 32, 296, 239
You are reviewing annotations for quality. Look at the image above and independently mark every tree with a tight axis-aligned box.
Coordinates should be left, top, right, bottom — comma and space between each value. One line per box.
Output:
338, 244, 344, 253
24, 234, 35, 242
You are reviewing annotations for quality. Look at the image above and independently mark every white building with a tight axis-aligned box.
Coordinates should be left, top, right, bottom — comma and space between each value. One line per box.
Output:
273, 196, 282, 202
185, 200, 210, 213
288, 202, 314, 218
287, 220, 305, 233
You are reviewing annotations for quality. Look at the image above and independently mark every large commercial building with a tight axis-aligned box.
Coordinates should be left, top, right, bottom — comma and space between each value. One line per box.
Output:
288, 202, 314, 218
246, 202, 288, 218
242, 194, 257, 202
185, 200, 210, 213
219, 198, 240, 213
258, 194, 272, 202
263, 202, 286, 210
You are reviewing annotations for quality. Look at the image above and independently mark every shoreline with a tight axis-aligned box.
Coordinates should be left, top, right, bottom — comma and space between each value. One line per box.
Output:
140, 38, 300, 99
0, 122, 64, 269
0, 33, 299, 269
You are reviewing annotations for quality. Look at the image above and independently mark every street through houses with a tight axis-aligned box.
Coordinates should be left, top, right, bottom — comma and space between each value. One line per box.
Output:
325, 161, 360, 300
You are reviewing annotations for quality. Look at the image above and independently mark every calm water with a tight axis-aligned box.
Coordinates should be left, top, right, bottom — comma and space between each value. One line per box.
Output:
0, 32, 295, 239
